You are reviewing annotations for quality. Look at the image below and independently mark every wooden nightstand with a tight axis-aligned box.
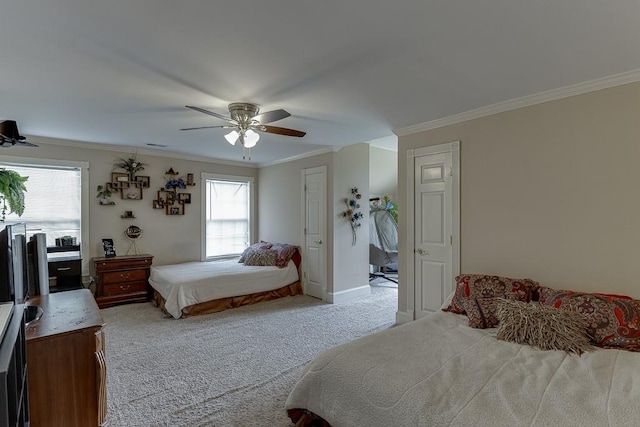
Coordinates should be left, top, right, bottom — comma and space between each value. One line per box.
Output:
92, 254, 153, 308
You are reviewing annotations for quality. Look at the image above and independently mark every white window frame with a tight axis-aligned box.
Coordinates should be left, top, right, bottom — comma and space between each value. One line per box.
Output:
200, 172, 255, 261
0, 155, 90, 276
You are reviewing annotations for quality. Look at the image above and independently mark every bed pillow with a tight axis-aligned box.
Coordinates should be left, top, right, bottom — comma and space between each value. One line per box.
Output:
243, 248, 278, 266
270, 243, 299, 268
461, 296, 500, 329
443, 274, 538, 315
539, 288, 640, 352
238, 241, 272, 263
495, 299, 594, 355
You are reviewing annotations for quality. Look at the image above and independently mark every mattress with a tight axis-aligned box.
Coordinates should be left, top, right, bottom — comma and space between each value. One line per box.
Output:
149, 259, 299, 319
286, 310, 640, 426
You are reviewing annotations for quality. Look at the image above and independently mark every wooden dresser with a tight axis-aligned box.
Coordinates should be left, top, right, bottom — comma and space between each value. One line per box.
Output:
92, 254, 153, 308
26, 289, 107, 427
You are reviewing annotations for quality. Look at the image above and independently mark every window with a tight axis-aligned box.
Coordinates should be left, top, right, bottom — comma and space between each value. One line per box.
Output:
2, 163, 82, 247
202, 174, 254, 259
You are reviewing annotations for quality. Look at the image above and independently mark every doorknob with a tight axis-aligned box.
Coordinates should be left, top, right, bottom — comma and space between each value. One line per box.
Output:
415, 248, 429, 255
314, 240, 323, 244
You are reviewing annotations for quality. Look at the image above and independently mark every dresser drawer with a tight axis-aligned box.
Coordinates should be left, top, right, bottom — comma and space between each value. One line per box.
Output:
102, 268, 147, 284
95, 257, 152, 272
49, 260, 81, 277
102, 281, 147, 296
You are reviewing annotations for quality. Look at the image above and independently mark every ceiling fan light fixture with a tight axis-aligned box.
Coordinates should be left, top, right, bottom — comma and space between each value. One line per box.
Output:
243, 129, 259, 148
224, 130, 239, 145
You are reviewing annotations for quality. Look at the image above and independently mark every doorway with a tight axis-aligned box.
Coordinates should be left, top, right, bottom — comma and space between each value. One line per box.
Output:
406, 141, 460, 320
301, 166, 327, 300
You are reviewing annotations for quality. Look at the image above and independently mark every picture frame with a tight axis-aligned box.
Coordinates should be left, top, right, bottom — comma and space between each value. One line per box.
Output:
178, 193, 191, 204
112, 172, 129, 183
166, 203, 184, 215
186, 173, 194, 185
135, 175, 150, 188
102, 238, 116, 257
153, 200, 164, 209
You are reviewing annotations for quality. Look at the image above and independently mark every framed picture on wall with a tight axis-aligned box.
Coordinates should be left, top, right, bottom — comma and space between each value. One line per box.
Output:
135, 175, 150, 188
178, 193, 191, 204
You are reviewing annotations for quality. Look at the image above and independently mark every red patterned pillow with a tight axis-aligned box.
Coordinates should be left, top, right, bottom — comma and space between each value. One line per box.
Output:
443, 274, 538, 315
462, 296, 501, 329
540, 288, 640, 352
270, 243, 299, 268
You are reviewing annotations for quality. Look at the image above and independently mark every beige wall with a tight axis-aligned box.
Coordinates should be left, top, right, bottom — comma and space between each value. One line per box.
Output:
259, 144, 371, 299
398, 81, 640, 312
2, 138, 258, 275
369, 146, 397, 201
258, 152, 335, 293
332, 144, 370, 295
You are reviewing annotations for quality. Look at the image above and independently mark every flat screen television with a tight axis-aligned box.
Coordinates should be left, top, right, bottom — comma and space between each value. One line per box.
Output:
0, 223, 29, 304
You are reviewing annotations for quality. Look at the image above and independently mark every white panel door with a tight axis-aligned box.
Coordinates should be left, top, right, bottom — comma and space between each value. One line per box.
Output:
303, 167, 326, 300
414, 152, 453, 318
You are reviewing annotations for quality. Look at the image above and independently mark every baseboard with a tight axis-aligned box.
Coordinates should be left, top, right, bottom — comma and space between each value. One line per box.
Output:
326, 285, 371, 304
395, 310, 414, 324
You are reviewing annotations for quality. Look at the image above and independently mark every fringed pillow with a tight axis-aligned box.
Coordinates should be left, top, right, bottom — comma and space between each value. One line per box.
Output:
495, 298, 594, 355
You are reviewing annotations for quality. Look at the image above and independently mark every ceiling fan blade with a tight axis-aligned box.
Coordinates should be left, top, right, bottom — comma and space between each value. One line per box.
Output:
179, 125, 229, 131
185, 106, 235, 123
260, 125, 306, 137
253, 109, 291, 124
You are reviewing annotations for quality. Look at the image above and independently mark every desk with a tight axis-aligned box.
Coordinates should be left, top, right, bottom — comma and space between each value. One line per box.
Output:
47, 246, 82, 293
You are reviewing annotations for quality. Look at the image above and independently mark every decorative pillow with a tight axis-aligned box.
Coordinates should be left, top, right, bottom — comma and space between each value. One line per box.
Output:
243, 248, 278, 266
238, 241, 272, 263
495, 299, 594, 355
462, 296, 500, 329
539, 288, 640, 352
443, 274, 538, 315
270, 243, 299, 268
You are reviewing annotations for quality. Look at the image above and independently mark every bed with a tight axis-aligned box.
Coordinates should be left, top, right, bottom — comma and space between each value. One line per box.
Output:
150, 244, 301, 319
286, 275, 640, 426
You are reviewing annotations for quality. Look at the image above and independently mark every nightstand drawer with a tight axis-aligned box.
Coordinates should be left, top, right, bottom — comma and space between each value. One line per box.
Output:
102, 281, 147, 296
49, 260, 81, 277
102, 269, 147, 284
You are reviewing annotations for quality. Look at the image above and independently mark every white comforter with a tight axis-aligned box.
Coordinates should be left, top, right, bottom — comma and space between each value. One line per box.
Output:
149, 259, 299, 318
286, 310, 640, 427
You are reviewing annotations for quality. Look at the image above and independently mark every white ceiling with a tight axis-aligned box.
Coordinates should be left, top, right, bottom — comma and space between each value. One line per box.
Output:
2, 1, 640, 165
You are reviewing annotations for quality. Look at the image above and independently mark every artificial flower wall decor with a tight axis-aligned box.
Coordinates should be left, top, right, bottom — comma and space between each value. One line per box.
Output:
342, 187, 364, 245
113, 155, 147, 180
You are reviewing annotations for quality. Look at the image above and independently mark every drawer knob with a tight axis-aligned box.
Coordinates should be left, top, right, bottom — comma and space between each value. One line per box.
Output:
120, 273, 130, 279
120, 285, 130, 291
57, 267, 71, 271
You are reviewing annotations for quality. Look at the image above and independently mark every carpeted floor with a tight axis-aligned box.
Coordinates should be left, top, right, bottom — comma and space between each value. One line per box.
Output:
102, 284, 397, 426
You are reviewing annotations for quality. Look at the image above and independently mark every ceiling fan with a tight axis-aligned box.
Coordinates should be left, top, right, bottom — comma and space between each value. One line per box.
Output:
180, 103, 306, 159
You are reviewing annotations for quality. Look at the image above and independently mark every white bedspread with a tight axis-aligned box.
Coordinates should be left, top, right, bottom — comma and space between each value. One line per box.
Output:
286, 310, 640, 427
149, 259, 299, 318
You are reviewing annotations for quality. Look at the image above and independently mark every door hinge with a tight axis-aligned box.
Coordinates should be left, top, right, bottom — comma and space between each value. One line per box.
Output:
304, 228, 307, 235
450, 235, 453, 245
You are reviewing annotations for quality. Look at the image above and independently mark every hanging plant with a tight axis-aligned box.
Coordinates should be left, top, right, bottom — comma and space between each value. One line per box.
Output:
0, 169, 28, 222
341, 187, 364, 246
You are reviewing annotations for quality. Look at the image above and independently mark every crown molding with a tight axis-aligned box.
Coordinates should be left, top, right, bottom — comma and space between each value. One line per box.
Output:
24, 135, 257, 168
257, 146, 338, 168
395, 68, 640, 136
